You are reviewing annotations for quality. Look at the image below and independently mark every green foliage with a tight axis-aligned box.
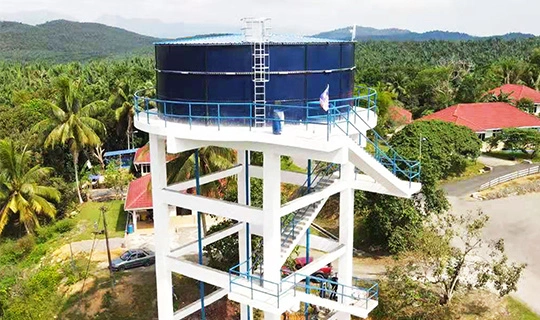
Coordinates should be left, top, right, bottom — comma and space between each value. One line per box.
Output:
203, 219, 262, 272
356, 120, 483, 252
103, 160, 134, 199
0, 20, 155, 63
398, 210, 526, 304
0, 140, 61, 235
390, 120, 482, 181
489, 128, 540, 158
516, 98, 536, 112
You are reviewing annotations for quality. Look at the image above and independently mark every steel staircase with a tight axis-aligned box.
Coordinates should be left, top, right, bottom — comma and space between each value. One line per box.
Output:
279, 163, 339, 264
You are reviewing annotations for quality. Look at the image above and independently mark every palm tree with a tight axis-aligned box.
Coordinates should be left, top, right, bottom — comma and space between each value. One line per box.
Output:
34, 76, 106, 203
110, 79, 153, 149
167, 147, 236, 235
0, 140, 60, 235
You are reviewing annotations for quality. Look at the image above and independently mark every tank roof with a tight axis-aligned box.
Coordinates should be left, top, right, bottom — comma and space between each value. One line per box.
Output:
155, 33, 351, 46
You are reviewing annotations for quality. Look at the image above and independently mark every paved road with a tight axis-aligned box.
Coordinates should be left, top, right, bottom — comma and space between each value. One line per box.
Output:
449, 194, 540, 315
443, 163, 536, 197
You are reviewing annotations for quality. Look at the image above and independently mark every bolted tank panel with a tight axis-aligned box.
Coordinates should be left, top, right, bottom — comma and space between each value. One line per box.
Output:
154, 34, 355, 122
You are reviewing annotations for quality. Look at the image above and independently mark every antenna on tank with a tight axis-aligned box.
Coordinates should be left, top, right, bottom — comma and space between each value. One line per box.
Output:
351, 24, 357, 41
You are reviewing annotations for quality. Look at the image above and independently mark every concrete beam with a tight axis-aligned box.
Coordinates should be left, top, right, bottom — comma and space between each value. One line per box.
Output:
160, 189, 263, 225
170, 222, 244, 257
167, 164, 243, 192
279, 181, 346, 217
172, 289, 228, 320
167, 257, 230, 289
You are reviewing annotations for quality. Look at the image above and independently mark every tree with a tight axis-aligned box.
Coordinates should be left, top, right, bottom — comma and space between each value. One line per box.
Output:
489, 128, 540, 159
109, 79, 139, 149
390, 120, 482, 181
166, 147, 236, 235
33, 76, 106, 203
0, 140, 60, 235
516, 98, 535, 113
203, 219, 263, 272
397, 210, 526, 305
481, 89, 513, 103
103, 160, 134, 200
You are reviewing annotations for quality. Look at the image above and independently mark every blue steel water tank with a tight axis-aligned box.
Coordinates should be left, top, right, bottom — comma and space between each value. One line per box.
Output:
154, 34, 355, 122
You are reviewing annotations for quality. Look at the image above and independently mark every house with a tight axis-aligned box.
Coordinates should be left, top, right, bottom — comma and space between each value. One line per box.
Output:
103, 148, 138, 169
489, 84, 540, 115
124, 144, 192, 233
419, 102, 540, 143
133, 144, 178, 175
388, 105, 413, 131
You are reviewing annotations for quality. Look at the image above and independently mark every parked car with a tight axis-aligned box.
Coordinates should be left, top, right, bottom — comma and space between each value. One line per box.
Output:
281, 256, 333, 282
111, 249, 155, 271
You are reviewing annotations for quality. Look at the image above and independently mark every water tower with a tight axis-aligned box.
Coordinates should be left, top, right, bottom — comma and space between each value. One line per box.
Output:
134, 18, 421, 320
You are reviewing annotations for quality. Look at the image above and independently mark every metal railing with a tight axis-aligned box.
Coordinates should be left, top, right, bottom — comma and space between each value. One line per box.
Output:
229, 261, 379, 311
326, 104, 421, 184
478, 165, 539, 191
134, 86, 420, 183
280, 163, 340, 249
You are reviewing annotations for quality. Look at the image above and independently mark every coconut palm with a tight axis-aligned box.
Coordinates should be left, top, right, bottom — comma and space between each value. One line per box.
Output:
34, 76, 106, 203
110, 79, 154, 149
0, 140, 60, 235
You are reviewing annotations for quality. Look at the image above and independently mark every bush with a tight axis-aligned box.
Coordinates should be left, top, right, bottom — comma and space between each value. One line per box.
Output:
36, 218, 75, 244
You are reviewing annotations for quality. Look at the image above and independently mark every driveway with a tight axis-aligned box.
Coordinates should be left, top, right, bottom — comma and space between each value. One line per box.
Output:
449, 194, 540, 315
443, 162, 536, 197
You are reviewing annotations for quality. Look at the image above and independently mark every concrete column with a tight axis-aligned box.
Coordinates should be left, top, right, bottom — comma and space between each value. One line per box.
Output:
338, 161, 355, 319
131, 211, 137, 233
263, 152, 281, 320
237, 149, 253, 320
149, 134, 174, 319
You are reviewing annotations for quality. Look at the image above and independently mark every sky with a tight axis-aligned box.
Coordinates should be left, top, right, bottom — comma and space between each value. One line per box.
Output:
0, 0, 538, 36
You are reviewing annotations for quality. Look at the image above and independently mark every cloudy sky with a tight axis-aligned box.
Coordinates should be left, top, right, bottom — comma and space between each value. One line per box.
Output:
0, 0, 538, 36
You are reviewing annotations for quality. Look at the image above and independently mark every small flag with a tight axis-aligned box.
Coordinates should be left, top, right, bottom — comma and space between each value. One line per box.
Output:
320, 84, 329, 112
85, 160, 93, 169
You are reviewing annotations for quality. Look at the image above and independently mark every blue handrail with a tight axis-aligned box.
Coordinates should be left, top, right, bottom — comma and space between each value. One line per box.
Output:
134, 86, 420, 184
228, 262, 379, 311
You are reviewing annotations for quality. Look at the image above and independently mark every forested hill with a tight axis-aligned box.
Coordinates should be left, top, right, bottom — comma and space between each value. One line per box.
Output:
0, 20, 157, 63
314, 26, 536, 41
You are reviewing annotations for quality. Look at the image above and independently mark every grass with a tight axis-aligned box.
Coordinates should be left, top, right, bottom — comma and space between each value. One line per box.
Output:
507, 297, 540, 320
72, 200, 127, 240
442, 161, 487, 183
484, 151, 540, 163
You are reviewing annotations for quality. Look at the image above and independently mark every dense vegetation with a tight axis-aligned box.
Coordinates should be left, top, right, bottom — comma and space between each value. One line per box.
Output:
0, 20, 155, 62
0, 30, 538, 318
315, 26, 535, 41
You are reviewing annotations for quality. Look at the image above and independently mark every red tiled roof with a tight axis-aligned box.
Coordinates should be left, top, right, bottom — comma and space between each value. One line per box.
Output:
389, 105, 413, 125
124, 174, 153, 211
489, 84, 540, 104
133, 144, 178, 165
418, 102, 540, 132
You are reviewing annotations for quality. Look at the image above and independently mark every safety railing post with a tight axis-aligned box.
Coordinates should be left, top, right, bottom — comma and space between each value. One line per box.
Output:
145, 98, 149, 124
327, 111, 330, 141
188, 103, 192, 129
164, 102, 167, 128
217, 104, 221, 131
250, 276, 253, 300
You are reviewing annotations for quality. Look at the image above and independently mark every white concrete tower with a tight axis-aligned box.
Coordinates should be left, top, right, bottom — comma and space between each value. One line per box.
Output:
134, 21, 421, 320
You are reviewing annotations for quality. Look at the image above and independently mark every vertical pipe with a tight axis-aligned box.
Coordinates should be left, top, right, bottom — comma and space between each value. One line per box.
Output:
304, 159, 312, 320
245, 150, 252, 320
195, 149, 206, 319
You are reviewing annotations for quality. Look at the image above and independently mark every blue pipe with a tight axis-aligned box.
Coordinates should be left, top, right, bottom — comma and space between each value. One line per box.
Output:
195, 149, 206, 319
245, 150, 251, 320
305, 159, 312, 320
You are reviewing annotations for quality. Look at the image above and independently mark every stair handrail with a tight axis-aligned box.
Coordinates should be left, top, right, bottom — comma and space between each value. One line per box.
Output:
247, 162, 338, 275
280, 163, 340, 248
329, 104, 421, 184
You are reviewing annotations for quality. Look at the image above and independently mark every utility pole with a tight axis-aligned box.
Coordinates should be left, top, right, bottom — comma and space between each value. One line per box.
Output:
101, 205, 115, 288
